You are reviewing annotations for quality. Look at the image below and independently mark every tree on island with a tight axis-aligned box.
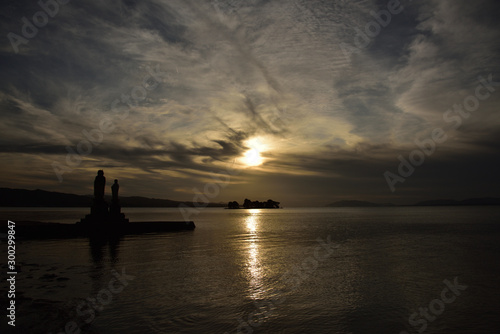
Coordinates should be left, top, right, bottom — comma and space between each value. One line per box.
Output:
227, 201, 240, 209
241, 198, 280, 209
265, 199, 280, 208
243, 198, 252, 209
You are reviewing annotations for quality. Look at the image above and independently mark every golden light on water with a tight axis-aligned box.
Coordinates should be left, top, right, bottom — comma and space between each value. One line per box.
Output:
246, 209, 261, 232
245, 212, 265, 299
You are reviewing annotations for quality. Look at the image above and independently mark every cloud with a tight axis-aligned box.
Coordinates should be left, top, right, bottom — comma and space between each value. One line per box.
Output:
0, 0, 499, 204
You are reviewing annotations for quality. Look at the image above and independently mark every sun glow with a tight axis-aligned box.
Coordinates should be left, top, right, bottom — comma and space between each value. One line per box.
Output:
243, 148, 263, 166
240, 137, 268, 167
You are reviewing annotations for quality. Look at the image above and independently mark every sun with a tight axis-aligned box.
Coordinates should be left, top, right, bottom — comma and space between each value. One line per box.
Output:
243, 147, 263, 166
240, 137, 268, 167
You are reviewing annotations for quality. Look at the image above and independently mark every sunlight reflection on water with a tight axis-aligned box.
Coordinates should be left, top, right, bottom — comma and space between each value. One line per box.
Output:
245, 210, 266, 300
3, 207, 500, 333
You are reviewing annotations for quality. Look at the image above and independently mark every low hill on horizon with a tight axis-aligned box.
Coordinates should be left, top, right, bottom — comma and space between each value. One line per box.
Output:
326, 200, 394, 207
327, 198, 500, 207
0, 188, 225, 208
414, 198, 500, 206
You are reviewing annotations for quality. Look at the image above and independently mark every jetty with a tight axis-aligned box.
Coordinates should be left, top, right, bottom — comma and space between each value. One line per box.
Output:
4, 220, 195, 239
6, 170, 195, 239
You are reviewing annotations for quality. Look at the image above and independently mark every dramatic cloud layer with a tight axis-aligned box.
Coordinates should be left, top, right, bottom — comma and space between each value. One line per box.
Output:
1, 0, 499, 205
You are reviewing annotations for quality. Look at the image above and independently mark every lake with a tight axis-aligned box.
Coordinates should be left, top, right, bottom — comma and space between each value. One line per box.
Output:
1, 206, 499, 334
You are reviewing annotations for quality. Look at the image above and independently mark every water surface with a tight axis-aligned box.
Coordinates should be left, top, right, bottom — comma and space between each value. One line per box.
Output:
1, 207, 499, 333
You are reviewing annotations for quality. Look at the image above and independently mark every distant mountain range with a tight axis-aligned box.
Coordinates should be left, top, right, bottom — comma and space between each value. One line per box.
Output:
0, 188, 225, 208
326, 198, 500, 207
1, 188, 499, 208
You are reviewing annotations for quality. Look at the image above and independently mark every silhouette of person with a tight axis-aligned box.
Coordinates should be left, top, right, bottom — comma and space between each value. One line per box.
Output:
94, 170, 106, 201
112, 179, 119, 203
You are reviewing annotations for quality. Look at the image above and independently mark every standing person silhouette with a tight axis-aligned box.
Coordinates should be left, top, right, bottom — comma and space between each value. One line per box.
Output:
94, 170, 106, 201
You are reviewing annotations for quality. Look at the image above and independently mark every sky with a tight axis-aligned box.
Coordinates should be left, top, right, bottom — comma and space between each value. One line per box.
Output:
1, 0, 499, 206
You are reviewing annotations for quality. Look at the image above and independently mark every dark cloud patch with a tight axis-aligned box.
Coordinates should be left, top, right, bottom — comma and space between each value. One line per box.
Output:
132, 1, 189, 45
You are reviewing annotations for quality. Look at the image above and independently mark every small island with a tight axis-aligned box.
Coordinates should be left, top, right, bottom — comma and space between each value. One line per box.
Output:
227, 198, 281, 209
